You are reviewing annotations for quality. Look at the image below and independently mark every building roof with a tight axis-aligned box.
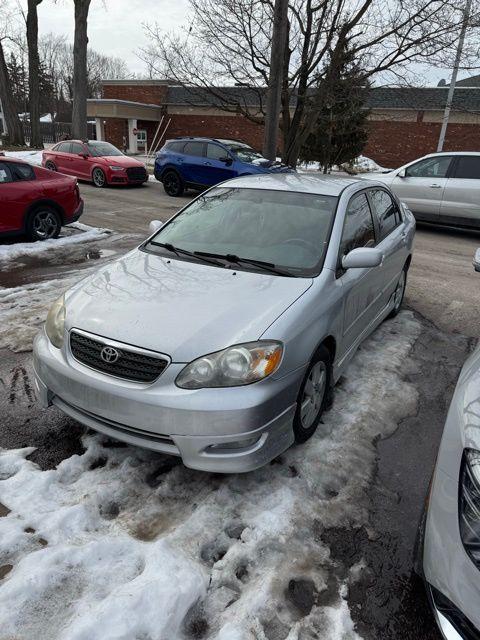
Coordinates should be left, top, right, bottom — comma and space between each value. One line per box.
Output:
456, 74, 480, 87
366, 87, 480, 111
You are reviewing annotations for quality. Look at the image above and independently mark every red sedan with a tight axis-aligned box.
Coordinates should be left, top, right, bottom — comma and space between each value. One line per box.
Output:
0, 155, 83, 241
42, 140, 148, 187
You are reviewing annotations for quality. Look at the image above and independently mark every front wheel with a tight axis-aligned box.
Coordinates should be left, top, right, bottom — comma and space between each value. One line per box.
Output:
293, 346, 331, 444
27, 207, 61, 241
92, 167, 107, 188
45, 160, 57, 172
162, 170, 184, 197
387, 267, 407, 319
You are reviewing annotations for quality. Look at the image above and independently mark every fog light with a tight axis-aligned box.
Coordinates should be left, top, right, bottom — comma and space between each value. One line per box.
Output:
206, 436, 261, 453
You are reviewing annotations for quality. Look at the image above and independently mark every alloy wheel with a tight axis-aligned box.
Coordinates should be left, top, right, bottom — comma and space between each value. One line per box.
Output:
300, 361, 327, 430
45, 161, 56, 171
32, 210, 59, 240
164, 172, 180, 196
93, 168, 106, 187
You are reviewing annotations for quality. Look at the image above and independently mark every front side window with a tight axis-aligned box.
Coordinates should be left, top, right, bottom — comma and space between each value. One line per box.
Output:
340, 193, 375, 257
405, 156, 452, 178
207, 143, 228, 160
146, 187, 338, 276
70, 142, 85, 155
0, 163, 13, 184
369, 189, 400, 241
454, 156, 480, 180
86, 142, 123, 157
184, 141, 205, 157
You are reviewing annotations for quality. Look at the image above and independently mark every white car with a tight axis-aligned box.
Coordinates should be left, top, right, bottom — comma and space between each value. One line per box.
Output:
364, 152, 480, 228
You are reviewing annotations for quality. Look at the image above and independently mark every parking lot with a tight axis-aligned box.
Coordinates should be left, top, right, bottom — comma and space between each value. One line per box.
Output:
0, 179, 479, 639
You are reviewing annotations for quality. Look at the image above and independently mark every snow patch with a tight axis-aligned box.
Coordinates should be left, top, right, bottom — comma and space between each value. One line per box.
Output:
4, 150, 44, 166
299, 155, 390, 174
0, 224, 112, 265
0, 312, 421, 638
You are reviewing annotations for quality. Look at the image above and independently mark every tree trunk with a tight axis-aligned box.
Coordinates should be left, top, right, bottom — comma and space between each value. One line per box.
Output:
27, 0, 43, 149
72, 0, 91, 140
263, 0, 289, 161
0, 40, 25, 146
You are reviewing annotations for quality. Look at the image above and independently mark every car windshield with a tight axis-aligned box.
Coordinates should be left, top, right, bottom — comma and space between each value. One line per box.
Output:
86, 142, 123, 157
146, 187, 338, 276
227, 144, 266, 163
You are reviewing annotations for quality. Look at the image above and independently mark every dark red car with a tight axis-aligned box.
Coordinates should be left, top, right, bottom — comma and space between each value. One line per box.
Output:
0, 155, 83, 241
42, 140, 148, 187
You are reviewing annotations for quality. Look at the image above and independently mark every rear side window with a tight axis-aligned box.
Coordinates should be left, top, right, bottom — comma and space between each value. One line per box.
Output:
56, 142, 72, 153
341, 193, 375, 256
11, 163, 35, 181
184, 141, 205, 157
453, 156, 480, 179
0, 163, 13, 184
207, 143, 227, 160
70, 142, 85, 155
369, 189, 400, 241
405, 156, 452, 178
166, 141, 185, 153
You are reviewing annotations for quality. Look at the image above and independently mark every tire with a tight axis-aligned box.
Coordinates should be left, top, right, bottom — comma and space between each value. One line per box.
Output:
293, 346, 332, 444
387, 266, 407, 319
26, 206, 61, 241
162, 170, 184, 197
92, 167, 107, 188
45, 160, 57, 172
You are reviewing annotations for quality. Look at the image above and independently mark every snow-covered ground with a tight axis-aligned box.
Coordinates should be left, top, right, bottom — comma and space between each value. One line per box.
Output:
0, 311, 421, 640
4, 150, 44, 166
300, 155, 389, 174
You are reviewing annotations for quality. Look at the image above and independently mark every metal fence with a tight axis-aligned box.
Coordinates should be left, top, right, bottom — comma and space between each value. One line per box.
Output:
22, 121, 96, 144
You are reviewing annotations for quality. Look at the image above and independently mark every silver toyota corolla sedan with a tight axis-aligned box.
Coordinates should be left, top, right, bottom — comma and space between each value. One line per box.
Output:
33, 174, 415, 472
421, 250, 480, 639
365, 152, 480, 228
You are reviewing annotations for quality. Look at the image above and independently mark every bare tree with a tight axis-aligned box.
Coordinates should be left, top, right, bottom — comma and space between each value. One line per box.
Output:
140, 0, 479, 166
72, 0, 91, 139
0, 6, 25, 145
26, 0, 43, 148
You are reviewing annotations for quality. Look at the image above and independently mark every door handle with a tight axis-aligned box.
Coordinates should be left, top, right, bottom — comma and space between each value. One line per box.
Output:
429, 184, 441, 188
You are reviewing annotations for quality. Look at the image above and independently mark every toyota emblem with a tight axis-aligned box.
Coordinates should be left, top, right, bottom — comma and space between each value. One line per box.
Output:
100, 346, 120, 363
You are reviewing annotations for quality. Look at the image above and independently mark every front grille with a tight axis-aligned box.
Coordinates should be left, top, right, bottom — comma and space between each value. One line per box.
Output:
70, 330, 168, 383
126, 166, 147, 181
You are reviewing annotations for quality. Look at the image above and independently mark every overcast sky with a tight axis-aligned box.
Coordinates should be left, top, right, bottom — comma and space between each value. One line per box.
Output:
9, 0, 473, 85
17, 0, 190, 75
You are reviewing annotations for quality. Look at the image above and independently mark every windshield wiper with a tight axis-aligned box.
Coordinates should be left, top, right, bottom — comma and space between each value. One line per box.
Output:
195, 251, 295, 277
150, 242, 225, 268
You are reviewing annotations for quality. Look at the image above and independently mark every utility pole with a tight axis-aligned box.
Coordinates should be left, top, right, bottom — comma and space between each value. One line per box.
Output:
263, 0, 288, 161
437, 0, 472, 152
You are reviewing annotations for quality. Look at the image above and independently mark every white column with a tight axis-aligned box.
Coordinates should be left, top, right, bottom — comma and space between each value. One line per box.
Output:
128, 118, 138, 154
95, 117, 105, 141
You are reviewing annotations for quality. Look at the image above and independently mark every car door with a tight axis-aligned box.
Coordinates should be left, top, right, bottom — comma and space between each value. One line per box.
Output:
53, 142, 73, 174
389, 155, 454, 221
0, 162, 40, 232
69, 141, 91, 180
181, 141, 207, 185
338, 191, 381, 352
201, 143, 236, 185
367, 187, 407, 311
440, 155, 480, 226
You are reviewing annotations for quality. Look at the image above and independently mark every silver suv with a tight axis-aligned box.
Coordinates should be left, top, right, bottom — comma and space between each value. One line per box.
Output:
365, 152, 480, 228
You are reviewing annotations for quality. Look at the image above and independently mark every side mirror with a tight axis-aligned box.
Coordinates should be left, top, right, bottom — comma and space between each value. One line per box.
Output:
342, 247, 384, 270
219, 156, 233, 166
474, 249, 480, 273
397, 168, 406, 178
80, 153, 89, 159
149, 220, 163, 234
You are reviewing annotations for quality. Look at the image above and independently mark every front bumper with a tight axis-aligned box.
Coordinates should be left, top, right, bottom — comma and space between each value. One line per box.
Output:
424, 466, 480, 638
33, 331, 302, 473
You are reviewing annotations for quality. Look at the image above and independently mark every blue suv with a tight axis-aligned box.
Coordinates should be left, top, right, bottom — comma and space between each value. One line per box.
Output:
154, 137, 291, 196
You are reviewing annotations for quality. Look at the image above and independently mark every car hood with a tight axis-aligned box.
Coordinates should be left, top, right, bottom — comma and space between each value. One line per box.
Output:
98, 155, 144, 167
457, 343, 480, 452
65, 250, 313, 362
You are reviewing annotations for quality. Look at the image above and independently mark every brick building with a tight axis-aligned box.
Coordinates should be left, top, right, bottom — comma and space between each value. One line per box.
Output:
87, 78, 480, 168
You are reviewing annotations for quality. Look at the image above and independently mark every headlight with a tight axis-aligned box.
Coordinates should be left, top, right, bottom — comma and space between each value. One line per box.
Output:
176, 341, 283, 389
459, 449, 480, 566
109, 165, 125, 171
45, 294, 66, 348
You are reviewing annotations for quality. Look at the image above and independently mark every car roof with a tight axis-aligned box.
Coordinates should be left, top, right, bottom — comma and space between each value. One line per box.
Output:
217, 172, 365, 196
169, 136, 249, 146
421, 151, 480, 158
